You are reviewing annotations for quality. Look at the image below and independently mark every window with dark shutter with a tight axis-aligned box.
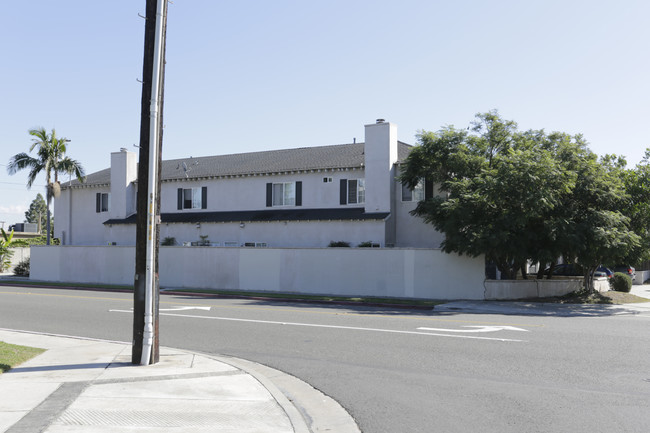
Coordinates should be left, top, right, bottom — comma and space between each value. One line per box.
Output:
96, 193, 110, 212
295, 181, 302, 206
270, 182, 297, 206
266, 183, 273, 207
340, 179, 347, 205
425, 179, 434, 200
177, 187, 205, 209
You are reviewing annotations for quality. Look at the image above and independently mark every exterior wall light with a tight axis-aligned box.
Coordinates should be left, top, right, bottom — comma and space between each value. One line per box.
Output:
239, 222, 245, 228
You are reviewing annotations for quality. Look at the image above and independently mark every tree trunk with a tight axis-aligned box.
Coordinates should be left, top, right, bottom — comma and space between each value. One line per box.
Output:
520, 263, 528, 280
545, 262, 556, 279
45, 189, 51, 246
583, 266, 598, 293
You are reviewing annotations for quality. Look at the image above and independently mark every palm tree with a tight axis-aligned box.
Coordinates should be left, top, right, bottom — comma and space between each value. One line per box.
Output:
7, 127, 85, 245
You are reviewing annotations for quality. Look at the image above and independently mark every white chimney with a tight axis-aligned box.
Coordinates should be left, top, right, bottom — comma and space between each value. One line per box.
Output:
110, 149, 137, 219
364, 119, 398, 213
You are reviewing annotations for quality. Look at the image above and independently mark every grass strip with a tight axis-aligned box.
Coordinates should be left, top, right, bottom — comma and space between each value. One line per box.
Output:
0, 341, 45, 374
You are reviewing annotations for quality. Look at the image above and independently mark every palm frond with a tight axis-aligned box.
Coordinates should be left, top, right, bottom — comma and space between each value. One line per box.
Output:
7, 153, 39, 175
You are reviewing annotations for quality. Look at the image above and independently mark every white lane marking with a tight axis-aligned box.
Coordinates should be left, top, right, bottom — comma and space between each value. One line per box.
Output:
108, 309, 526, 342
160, 306, 211, 312
111, 306, 211, 312
417, 325, 529, 333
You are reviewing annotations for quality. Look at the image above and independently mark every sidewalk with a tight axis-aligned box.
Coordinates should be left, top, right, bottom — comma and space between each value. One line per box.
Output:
0, 329, 359, 433
435, 284, 650, 316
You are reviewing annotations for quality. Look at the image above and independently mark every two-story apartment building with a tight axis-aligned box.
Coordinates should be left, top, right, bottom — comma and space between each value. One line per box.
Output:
54, 120, 443, 248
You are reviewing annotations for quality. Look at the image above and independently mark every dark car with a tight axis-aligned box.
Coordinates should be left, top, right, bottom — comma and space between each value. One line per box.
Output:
547, 264, 612, 278
612, 265, 636, 282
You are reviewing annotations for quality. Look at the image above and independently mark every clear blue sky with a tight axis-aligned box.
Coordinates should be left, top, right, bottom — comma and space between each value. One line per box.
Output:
1, 0, 649, 227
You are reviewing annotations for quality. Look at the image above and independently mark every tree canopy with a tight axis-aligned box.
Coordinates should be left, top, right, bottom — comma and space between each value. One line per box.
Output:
7, 128, 85, 245
24, 193, 48, 233
401, 111, 642, 291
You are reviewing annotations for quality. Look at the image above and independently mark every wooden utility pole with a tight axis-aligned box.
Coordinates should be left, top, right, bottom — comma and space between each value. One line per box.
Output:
133, 0, 167, 365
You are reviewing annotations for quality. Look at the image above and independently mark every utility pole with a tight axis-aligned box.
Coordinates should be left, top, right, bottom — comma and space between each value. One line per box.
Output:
133, 0, 168, 365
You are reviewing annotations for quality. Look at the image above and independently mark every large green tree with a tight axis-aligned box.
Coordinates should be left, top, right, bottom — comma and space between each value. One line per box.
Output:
401, 111, 639, 292
24, 193, 48, 234
7, 128, 85, 245
616, 150, 650, 266
561, 152, 639, 290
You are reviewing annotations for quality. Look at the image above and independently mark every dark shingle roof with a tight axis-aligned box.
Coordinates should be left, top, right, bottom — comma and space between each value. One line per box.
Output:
103, 207, 389, 225
73, 141, 413, 187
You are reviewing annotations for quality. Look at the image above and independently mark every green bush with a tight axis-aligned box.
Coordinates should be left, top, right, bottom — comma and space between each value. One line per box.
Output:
161, 237, 177, 246
328, 241, 350, 247
610, 272, 632, 292
13, 258, 30, 277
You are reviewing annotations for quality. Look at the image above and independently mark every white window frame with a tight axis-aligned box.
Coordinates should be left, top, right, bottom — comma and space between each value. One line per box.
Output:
402, 180, 425, 202
272, 182, 296, 206
347, 179, 365, 204
99, 193, 110, 212
182, 187, 202, 209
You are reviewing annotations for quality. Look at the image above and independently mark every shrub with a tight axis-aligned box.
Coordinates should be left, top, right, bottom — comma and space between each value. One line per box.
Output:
161, 237, 177, 246
13, 258, 30, 277
328, 241, 350, 247
610, 272, 632, 292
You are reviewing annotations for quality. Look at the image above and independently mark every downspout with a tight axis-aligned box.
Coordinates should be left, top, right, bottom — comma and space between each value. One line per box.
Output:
141, 0, 166, 366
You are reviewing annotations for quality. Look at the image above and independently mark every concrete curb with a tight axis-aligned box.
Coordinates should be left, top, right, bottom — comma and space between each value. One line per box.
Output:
0, 328, 360, 433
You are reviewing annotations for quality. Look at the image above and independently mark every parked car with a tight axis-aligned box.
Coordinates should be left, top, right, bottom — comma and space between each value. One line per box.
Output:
612, 265, 636, 282
546, 264, 612, 278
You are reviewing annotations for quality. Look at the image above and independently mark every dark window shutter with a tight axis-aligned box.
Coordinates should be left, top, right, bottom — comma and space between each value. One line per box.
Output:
295, 181, 302, 206
339, 179, 347, 205
425, 179, 434, 200
96, 193, 101, 213
177, 188, 183, 210
266, 183, 273, 207
201, 186, 207, 209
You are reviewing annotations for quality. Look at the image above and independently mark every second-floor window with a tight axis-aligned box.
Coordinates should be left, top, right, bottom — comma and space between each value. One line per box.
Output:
266, 181, 302, 207
177, 187, 207, 210
273, 182, 295, 206
340, 179, 365, 205
95, 192, 110, 213
402, 180, 425, 202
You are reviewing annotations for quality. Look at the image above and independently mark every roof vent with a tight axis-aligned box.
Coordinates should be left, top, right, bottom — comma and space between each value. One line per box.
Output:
376, 119, 385, 124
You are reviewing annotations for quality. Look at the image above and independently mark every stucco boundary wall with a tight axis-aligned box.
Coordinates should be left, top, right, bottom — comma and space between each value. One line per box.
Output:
484, 277, 610, 300
30, 246, 486, 300
4, 247, 30, 274
634, 270, 650, 285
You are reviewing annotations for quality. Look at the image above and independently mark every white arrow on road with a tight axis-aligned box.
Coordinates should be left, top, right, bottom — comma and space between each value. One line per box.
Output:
417, 325, 528, 333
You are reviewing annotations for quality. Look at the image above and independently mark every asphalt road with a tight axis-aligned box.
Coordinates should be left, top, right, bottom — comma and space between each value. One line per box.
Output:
1, 285, 649, 433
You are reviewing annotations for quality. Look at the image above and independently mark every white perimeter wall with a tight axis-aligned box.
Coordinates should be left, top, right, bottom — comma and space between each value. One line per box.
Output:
30, 246, 486, 300
3, 247, 30, 274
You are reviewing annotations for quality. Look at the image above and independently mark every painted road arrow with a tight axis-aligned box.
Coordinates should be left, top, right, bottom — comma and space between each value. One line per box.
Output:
417, 325, 528, 333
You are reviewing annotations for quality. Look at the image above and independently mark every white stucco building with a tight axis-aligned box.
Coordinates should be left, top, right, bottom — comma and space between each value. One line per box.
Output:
54, 120, 443, 248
